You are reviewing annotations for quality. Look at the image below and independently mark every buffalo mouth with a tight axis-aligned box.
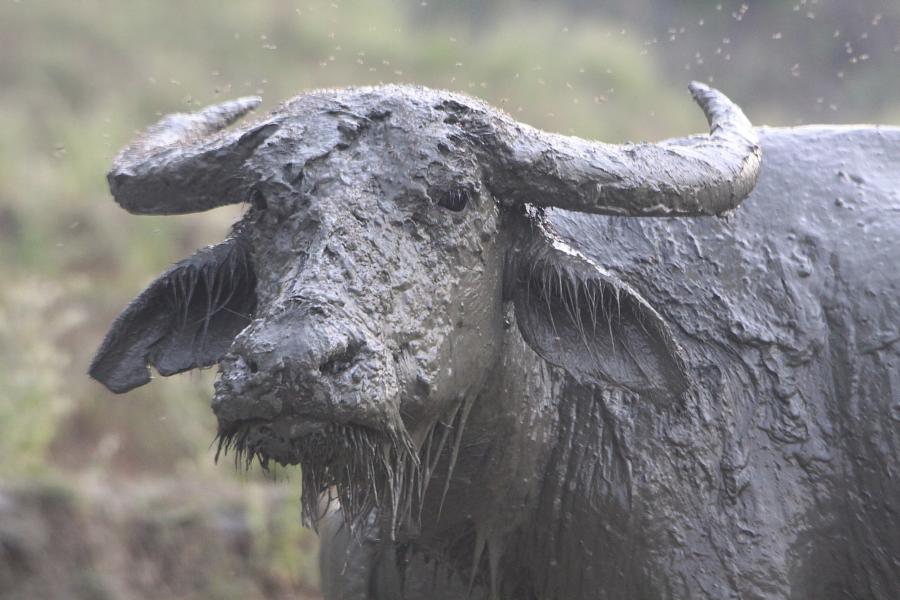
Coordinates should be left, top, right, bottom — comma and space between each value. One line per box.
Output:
214, 415, 345, 468
214, 414, 420, 531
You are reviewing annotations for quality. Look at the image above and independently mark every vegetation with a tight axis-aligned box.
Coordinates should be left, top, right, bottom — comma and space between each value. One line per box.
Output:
1, 0, 896, 597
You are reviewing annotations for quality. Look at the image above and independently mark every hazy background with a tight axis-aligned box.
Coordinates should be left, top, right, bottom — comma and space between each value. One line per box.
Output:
2, 1, 898, 598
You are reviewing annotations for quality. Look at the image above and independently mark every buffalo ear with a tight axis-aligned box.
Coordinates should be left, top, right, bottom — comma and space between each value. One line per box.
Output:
90, 238, 256, 393
509, 241, 688, 399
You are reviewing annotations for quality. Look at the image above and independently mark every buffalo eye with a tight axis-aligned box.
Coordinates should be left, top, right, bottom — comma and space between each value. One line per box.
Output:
435, 178, 481, 212
436, 188, 470, 212
425, 158, 480, 212
250, 187, 267, 210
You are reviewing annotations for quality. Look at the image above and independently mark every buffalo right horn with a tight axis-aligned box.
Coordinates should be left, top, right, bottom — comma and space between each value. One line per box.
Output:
107, 97, 279, 215
481, 82, 761, 217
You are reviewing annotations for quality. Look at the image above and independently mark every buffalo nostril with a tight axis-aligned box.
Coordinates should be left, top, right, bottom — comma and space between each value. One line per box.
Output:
248, 359, 259, 374
319, 342, 360, 376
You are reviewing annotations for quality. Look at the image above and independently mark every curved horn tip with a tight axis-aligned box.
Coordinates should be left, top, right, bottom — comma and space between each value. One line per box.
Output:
687, 80, 711, 94
197, 96, 264, 128
216, 95, 263, 114
687, 81, 755, 135
687, 81, 722, 110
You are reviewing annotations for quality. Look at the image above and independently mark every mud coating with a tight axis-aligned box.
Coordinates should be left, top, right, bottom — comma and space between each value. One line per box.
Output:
91, 85, 899, 600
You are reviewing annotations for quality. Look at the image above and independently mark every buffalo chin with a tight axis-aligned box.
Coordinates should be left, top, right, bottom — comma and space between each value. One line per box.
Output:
214, 416, 340, 468
214, 416, 421, 532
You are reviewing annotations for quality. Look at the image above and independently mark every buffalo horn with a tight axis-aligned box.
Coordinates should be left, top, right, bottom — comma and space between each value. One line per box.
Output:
107, 97, 278, 215
483, 82, 761, 216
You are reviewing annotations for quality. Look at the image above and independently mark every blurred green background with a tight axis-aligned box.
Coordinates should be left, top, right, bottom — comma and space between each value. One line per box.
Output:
1, 0, 898, 597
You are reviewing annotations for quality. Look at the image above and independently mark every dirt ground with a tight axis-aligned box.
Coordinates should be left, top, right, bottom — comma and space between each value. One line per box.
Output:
0, 476, 322, 600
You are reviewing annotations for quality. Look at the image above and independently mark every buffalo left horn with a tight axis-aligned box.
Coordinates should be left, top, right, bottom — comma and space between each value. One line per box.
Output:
481, 82, 761, 217
107, 97, 279, 215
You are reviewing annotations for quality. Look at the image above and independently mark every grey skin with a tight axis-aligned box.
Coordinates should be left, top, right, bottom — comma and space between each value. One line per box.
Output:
89, 83, 900, 599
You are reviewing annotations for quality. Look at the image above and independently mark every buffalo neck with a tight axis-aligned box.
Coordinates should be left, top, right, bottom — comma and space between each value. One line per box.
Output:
410, 307, 678, 598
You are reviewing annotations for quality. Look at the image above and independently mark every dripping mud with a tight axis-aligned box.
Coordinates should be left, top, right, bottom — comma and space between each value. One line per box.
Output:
213, 393, 479, 539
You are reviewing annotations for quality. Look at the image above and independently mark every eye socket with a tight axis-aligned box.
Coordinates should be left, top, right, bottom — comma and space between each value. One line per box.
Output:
435, 181, 481, 212
436, 188, 470, 212
249, 187, 267, 210
425, 157, 480, 212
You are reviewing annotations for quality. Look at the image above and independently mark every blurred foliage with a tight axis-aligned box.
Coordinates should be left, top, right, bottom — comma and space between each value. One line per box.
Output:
0, 0, 898, 596
430, 0, 900, 123
0, 476, 320, 599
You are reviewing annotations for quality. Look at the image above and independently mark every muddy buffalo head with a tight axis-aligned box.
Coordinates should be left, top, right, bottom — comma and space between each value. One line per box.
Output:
91, 83, 759, 525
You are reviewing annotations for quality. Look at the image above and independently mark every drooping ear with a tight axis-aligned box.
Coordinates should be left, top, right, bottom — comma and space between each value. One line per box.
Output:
507, 237, 689, 400
90, 237, 256, 393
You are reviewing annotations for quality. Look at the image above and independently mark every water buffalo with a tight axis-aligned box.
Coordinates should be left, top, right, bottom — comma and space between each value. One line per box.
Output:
91, 83, 900, 599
